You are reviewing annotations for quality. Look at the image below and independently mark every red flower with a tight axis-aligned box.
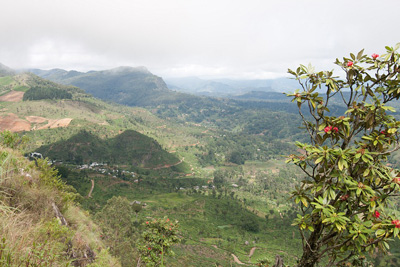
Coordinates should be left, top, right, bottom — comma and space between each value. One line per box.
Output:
148, 247, 151, 250
372, 53, 379, 60
392, 219, 400, 228
333, 127, 339, 133
347, 61, 354, 67
324, 126, 332, 133
340, 194, 349, 201
169, 228, 172, 230
166, 218, 169, 222
146, 221, 149, 224
373, 210, 380, 218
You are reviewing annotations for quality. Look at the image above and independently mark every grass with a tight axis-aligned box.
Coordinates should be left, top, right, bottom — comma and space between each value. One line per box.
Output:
0, 76, 13, 86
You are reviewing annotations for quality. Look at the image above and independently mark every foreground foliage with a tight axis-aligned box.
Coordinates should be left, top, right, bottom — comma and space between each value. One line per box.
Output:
287, 44, 400, 266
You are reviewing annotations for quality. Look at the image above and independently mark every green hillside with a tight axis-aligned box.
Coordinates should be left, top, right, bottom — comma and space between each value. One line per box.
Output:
36, 129, 185, 169
0, 72, 86, 99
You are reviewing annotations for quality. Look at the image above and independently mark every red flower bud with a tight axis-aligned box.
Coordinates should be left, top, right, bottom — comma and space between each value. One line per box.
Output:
372, 53, 379, 60
347, 61, 353, 67
333, 127, 339, 133
148, 247, 151, 250
324, 126, 333, 133
392, 219, 400, 228
373, 210, 380, 218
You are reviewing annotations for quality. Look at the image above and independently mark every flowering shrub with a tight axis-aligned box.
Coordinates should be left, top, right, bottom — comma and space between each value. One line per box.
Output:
287, 44, 400, 266
138, 217, 180, 266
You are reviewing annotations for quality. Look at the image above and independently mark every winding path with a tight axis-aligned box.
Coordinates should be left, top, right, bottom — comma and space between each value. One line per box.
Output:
231, 254, 246, 265
87, 179, 94, 198
249, 247, 256, 258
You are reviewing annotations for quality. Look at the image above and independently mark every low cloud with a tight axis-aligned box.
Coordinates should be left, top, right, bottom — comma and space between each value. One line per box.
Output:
1, 0, 399, 79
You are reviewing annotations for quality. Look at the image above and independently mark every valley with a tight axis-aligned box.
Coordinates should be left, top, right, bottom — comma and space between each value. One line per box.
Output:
1, 62, 400, 267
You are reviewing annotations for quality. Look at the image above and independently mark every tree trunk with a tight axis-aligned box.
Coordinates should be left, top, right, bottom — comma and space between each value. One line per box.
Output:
297, 221, 323, 267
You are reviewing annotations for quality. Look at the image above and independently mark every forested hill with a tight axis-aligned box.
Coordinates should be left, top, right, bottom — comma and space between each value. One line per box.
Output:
30, 66, 200, 106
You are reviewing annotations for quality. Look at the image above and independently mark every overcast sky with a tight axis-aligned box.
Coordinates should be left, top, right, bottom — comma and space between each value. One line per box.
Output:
1, 0, 399, 79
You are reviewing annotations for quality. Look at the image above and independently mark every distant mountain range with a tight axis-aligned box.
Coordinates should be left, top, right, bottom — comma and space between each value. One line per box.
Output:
165, 76, 298, 96
29, 66, 197, 107
28, 66, 299, 105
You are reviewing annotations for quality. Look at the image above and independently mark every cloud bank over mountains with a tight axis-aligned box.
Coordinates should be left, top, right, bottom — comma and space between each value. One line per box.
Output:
1, 0, 399, 79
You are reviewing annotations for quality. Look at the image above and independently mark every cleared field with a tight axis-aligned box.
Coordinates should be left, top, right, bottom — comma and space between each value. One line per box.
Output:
0, 90, 24, 102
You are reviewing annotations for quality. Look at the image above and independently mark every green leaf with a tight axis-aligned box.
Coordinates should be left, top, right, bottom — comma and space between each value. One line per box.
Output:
329, 189, 336, 200
394, 227, 399, 237
301, 197, 308, 207
357, 49, 364, 60
383, 241, 390, 250
315, 157, 324, 164
338, 159, 344, 171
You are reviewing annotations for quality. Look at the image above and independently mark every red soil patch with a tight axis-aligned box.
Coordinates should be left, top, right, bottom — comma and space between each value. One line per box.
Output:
0, 113, 73, 132
0, 113, 30, 132
0, 91, 24, 102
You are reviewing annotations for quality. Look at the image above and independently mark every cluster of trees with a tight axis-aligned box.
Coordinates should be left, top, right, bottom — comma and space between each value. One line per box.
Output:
23, 86, 72, 100
197, 134, 294, 166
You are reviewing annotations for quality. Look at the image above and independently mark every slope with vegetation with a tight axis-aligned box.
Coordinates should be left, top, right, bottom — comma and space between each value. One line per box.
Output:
0, 131, 120, 266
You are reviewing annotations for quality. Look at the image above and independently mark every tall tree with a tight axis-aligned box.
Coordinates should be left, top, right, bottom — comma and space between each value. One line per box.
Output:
287, 44, 400, 266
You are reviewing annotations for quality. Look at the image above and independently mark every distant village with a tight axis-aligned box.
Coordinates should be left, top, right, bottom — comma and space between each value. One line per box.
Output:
28, 152, 240, 190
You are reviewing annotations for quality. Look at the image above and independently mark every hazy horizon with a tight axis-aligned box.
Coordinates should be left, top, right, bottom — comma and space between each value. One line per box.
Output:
1, 0, 399, 79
